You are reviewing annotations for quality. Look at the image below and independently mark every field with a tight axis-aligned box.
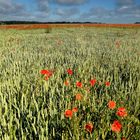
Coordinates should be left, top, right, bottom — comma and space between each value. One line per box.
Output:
0, 27, 140, 140
0, 24, 140, 30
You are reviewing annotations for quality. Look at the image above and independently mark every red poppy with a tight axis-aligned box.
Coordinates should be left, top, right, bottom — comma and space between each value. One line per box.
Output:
116, 107, 127, 117
75, 93, 82, 100
111, 120, 122, 132
40, 70, 49, 75
64, 80, 69, 86
72, 107, 78, 113
105, 81, 111, 87
44, 70, 53, 80
67, 69, 73, 75
76, 81, 82, 88
90, 79, 96, 86
85, 122, 93, 133
108, 101, 116, 109
47, 71, 53, 78
64, 109, 73, 118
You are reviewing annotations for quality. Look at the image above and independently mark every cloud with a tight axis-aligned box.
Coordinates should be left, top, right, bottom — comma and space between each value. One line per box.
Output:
0, 0, 139, 23
115, 5, 140, 17
80, 0, 140, 21
55, 0, 88, 5
80, 7, 114, 19
114, 0, 140, 18
0, 0, 25, 15
55, 7, 80, 18
36, 0, 50, 12
116, 0, 135, 8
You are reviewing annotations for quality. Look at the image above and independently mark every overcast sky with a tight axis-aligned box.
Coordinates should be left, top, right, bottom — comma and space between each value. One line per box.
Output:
0, 0, 140, 23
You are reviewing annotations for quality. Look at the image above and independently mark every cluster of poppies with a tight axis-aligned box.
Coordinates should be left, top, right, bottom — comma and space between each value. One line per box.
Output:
108, 101, 127, 133
64, 101, 127, 136
40, 68, 127, 139
65, 68, 111, 88
41, 68, 111, 87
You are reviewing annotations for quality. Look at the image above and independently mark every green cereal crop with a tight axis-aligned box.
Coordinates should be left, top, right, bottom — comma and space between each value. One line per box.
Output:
0, 27, 140, 140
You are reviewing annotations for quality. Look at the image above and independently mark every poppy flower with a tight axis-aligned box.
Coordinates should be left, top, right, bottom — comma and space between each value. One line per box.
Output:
47, 71, 53, 78
75, 93, 82, 100
108, 101, 116, 109
64, 109, 73, 118
72, 107, 78, 113
76, 81, 82, 88
44, 70, 53, 80
40, 70, 49, 75
67, 69, 73, 75
90, 79, 96, 86
64, 80, 69, 86
85, 122, 93, 133
105, 81, 111, 87
116, 107, 127, 117
111, 120, 122, 132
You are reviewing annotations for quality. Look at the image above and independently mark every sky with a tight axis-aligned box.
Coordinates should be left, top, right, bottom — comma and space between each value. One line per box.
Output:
0, 0, 140, 23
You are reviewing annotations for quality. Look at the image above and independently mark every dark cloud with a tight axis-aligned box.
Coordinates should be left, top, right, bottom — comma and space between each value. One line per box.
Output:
116, 0, 135, 7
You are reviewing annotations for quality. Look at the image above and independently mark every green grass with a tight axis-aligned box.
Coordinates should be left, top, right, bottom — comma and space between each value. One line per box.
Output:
0, 27, 140, 140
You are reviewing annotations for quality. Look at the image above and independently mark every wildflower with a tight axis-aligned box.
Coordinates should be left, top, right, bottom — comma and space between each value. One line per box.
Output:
67, 69, 73, 75
111, 120, 122, 132
64, 80, 69, 86
75, 93, 82, 100
116, 107, 127, 117
108, 101, 116, 109
40, 69, 49, 75
72, 107, 78, 113
105, 81, 111, 87
76, 81, 82, 88
64, 109, 73, 118
85, 122, 93, 133
90, 79, 96, 86
44, 70, 53, 80
47, 70, 53, 78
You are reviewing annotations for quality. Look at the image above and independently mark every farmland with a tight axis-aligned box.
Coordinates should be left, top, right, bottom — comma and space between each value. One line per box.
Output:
0, 27, 140, 140
0, 24, 140, 30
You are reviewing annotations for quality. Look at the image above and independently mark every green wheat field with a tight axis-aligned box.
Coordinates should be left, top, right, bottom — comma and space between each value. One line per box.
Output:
0, 27, 140, 140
